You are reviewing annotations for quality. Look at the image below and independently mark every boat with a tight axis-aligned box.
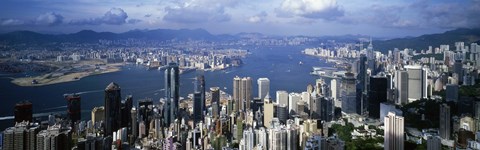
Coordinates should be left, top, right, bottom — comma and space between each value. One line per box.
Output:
299, 61, 303, 65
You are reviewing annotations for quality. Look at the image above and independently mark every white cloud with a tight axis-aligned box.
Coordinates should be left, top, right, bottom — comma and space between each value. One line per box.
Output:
0, 19, 25, 26
276, 0, 344, 20
163, 0, 239, 23
35, 12, 63, 26
247, 11, 267, 23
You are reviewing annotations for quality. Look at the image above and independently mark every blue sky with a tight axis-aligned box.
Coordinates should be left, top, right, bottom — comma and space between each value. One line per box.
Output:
0, 0, 479, 37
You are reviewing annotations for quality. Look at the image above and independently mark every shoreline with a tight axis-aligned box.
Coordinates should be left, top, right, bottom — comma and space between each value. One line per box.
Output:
10, 63, 124, 87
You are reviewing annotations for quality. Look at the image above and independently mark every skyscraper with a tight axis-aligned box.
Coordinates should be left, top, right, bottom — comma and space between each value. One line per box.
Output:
210, 87, 220, 118
193, 92, 203, 124
276, 90, 289, 107
288, 92, 301, 116
368, 75, 388, 119
14, 101, 33, 123
195, 71, 206, 114
405, 65, 428, 102
384, 112, 404, 150
65, 94, 81, 127
330, 79, 341, 108
341, 72, 357, 114
104, 82, 122, 137
356, 54, 368, 115
164, 63, 180, 126
440, 104, 451, 140
233, 76, 252, 112
258, 78, 270, 100
395, 70, 408, 105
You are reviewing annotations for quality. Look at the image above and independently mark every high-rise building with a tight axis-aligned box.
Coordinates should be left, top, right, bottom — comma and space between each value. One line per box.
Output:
233, 76, 252, 112
243, 127, 255, 150
341, 72, 357, 114
264, 102, 274, 128
195, 72, 206, 114
210, 87, 220, 118
427, 136, 441, 150
104, 82, 122, 137
130, 107, 138, 144
269, 127, 287, 150
91, 106, 105, 125
288, 93, 301, 116
65, 94, 81, 128
405, 65, 428, 102
356, 54, 368, 115
121, 95, 133, 132
440, 103, 451, 140
445, 84, 459, 102
193, 92, 203, 124
320, 97, 335, 122
331, 79, 341, 108
368, 75, 388, 119
14, 101, 33, 123
384, 112, 404, 150
164, 63, 180, 126
395, 70, 408, 105
277, 104, 289, 124
276, 91, 289, 107
258, 78, 270, 100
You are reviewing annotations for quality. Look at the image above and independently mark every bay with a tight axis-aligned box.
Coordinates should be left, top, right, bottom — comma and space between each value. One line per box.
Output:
0, 45, 332, 130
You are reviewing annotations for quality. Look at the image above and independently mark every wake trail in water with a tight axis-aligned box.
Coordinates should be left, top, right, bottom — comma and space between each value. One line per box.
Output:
75, 89, 103, 95
42, 105, 67, 111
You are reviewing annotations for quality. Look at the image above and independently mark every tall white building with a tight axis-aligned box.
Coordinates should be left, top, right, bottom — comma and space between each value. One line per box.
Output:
384, 112, 404, 150
288, 93, 302, 116
243, 127, 255, 150
269, 126, 287, 150
405, 65, 428, 102
276, 91, 289, 107
331, 79, 341, 108
258, 78, 270, 100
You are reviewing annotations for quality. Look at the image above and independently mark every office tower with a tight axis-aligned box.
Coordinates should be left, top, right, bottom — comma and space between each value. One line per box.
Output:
368, 75, 388, 119
255, 127, 268, 149
445, 84, 459, 102
91, 106, 105, 124
331, 79, 341, 108
310, 95, 321, 119
2, 122, 39, 150
131, 107, 138, 144
164, 62, 180, 127
264, 102, 274, 128
14, 101, 33, 123
211, 87, 220, 118
384, 112, 404, 150
193, 92, 203, 124
440, 103, 451, 140
258, 78, 270, 100
288, 93, 301, 116
321, 97, 334, 122
233, 76, 253, 112
426, 136, 441, 150
104, 82, 122, 137
454, 60, 464, 83
395, 70, 408, 105
286, 121, 299, 150
242, 77, 253, 111
121, 95, 133, 131
269, 127, 287, 150
276, 91, 289, 106
65, 94, 81, 128
234, 76, 241, 113
195, 72, 206, 114
243, 127, 255, 150
277, 104, 289, 124
341, 72, 357, 114
356, 54, 368, 115
405, 65, 428, 102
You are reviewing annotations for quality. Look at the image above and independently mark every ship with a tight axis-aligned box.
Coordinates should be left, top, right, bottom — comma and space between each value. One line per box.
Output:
299, 61, 303, 65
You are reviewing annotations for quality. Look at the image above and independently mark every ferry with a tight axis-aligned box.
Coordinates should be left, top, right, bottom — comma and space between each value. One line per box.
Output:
299, 61, 303, 65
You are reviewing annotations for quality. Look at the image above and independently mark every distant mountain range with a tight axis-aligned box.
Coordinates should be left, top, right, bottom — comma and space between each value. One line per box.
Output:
373, 28, 480, 52
1, 28, 479, 52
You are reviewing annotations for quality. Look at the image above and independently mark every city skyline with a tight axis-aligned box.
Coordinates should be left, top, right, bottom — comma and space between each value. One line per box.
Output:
1, 0, 479, 37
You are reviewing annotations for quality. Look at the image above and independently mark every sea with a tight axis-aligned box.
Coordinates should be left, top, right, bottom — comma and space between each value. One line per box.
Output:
0, 45, 332, 131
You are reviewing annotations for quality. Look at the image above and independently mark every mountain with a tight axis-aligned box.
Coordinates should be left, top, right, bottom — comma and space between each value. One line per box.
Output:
0, 28, 226, 45
374, 28, 480, 53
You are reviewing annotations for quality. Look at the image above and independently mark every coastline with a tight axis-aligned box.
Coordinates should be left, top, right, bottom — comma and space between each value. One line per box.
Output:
10, 62, 124, 87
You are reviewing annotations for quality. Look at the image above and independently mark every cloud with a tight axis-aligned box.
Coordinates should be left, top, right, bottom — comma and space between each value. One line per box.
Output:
144, 14, 152, 18
412, 1, 480, 28
0, 19, 25, 26
35, 12, 64, 26
276, 0, 344, 20
70, 8, 139, 25
163, 0, 238, 23
247, 11, 267, 23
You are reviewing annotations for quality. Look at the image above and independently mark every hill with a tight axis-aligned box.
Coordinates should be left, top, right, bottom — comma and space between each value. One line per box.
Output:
374, 28, 480, 53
